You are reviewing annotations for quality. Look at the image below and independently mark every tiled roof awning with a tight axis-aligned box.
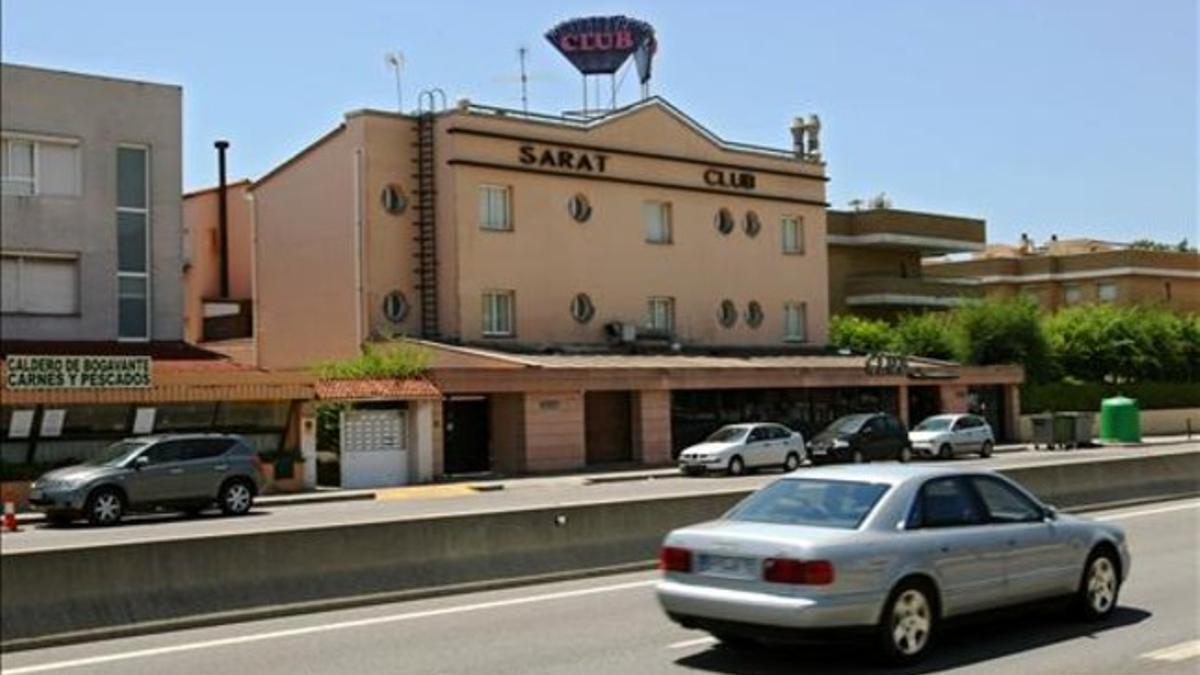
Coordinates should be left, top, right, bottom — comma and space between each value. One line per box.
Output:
315, 377, 442, 401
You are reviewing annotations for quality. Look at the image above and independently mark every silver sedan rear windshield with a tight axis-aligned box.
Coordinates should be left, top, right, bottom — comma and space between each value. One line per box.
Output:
727, 478, 890, 529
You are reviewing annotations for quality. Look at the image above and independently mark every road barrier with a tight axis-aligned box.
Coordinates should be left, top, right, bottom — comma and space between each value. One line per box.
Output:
2, 450, 1197, 650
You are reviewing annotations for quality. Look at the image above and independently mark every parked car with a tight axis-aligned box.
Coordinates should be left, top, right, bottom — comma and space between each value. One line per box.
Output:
807, 413, 912, 464
677, 423, 806, 476
29, 434, 264, 526
656, 465, 1130, 664
909, 413, 995, 459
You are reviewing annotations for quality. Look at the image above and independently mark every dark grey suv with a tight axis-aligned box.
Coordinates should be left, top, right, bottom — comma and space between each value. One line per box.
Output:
29, 434, 265, 526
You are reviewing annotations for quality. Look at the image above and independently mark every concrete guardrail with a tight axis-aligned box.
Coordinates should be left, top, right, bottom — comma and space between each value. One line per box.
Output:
2, 451, 1198, 650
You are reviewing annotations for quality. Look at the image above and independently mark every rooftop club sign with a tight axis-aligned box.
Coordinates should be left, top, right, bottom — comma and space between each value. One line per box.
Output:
545, 16, 657, 82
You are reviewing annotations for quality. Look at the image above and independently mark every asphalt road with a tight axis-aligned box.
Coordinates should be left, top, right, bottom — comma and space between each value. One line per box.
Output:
2, 498, 1197, 675
2, 442, 1196, 555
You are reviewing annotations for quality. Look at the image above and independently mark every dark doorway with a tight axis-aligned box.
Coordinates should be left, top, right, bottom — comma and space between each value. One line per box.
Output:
907, 386, 942, 428
969, 385, 1010, 443
585, 391, 633, 465
443, 397, 490, 474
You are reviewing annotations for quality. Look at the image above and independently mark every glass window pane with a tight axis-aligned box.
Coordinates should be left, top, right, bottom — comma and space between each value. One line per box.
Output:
119, 276, 148, 339
118, 211, 148, 273
154, 403, 217, 431
117, 146, 147, 209
1, 257, 18, 312
60, 405, 131, 434
9, 140, 33, 177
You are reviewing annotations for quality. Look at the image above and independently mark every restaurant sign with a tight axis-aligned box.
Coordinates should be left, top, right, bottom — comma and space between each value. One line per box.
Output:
4, 355, 152, 390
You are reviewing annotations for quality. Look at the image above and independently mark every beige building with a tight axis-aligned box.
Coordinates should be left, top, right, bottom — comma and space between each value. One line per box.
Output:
925, 237, 1200, 313
826, 208, 985, 319
187, 97, 1023, 478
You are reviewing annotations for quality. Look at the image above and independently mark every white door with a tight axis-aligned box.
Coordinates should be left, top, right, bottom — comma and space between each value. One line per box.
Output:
340, 409, 409, 489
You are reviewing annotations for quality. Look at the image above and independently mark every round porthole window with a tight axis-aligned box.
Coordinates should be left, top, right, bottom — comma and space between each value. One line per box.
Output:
744, 211, 762, 237
745, 301, 764, 328
570, 293, 595, 323
381, 184, 408, 215
715, 208, 735, 235
568, 194, 592, 222
382, 290, 409, 323
718, 299, 738, 327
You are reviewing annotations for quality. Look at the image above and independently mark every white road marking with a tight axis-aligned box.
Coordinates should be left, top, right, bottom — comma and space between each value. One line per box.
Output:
1141, 639, 1200, 662
1095, 501, 1200, 522
666, 636, 718, 650
0, 579, 658, 675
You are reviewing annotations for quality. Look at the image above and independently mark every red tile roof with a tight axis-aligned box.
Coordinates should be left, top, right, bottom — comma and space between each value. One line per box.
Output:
315, 377, 441, 401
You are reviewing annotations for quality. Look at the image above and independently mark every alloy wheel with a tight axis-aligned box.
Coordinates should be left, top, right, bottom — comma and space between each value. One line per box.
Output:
784, 453, 801, 471
1087, 557, 1117, 614
891, 589, 932, 656
92, 493, 122, 524
224, 483, 252, 514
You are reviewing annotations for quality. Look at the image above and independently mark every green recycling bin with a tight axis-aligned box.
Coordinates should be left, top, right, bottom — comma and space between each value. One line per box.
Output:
1100, 396, 1141, 443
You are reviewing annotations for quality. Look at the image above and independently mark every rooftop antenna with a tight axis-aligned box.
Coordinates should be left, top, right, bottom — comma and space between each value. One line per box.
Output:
517, 46, 529, 113
385, 51, 404, 113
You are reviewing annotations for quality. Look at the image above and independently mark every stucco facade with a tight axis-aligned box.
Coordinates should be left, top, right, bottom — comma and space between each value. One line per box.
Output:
1, 63, 183, 342
249, 98, 829, 370
182, 180, 253, 343
925, 240, 1200, 313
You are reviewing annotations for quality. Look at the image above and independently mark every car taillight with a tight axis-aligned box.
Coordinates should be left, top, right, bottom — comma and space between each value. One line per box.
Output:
660, 546, 693, 573
762, 558, 835, 585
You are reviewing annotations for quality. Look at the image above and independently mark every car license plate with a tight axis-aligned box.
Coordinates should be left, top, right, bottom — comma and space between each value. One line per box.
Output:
697, 554, 756, 580
811, 446, 827, 456
29, 488, 43, 500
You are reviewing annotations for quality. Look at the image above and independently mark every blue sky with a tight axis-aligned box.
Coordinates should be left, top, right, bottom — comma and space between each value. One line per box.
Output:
2, 0, 1195, 245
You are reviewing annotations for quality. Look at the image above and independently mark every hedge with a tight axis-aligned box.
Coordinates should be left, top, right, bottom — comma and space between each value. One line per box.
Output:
1021, 381, 1200, 414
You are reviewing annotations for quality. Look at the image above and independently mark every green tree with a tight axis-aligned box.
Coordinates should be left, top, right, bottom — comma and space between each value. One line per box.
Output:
892, 312, 957, 360
953, 296, 1053, 381
1046, 304, 1191, 383
829, 315, 893, 353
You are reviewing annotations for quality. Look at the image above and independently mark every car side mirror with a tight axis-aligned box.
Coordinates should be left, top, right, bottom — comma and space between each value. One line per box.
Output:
1043, 505, 1058, 521
133, 455, 150, 470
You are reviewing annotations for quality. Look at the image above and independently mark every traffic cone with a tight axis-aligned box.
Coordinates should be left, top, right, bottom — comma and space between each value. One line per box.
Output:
3, 502, 18, 533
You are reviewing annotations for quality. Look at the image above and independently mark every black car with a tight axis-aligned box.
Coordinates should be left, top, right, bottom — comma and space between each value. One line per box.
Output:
807, 412, 912, 464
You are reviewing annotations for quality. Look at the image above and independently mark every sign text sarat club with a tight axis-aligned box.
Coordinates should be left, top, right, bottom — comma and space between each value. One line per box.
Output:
4, 355, 152, 390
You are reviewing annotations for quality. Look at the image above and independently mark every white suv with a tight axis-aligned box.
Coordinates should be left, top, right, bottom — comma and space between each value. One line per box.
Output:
908, 414, 995, 459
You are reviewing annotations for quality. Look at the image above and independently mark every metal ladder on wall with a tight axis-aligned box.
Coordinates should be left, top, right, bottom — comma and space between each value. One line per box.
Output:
413, 89, 446, 338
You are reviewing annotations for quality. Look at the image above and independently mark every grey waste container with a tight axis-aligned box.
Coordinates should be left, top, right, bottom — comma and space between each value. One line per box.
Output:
1031, 414, 1055, 449
1055, 412, 1094, 448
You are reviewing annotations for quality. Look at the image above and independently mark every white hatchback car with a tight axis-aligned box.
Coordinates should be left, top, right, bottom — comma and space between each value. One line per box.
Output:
678, 423, 806, 476
908, 414, 995, 459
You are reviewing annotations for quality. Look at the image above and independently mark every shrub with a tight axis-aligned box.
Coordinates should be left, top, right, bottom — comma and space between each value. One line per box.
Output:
313, 341, 432, 380
1045, 304, 1194, 383
892, 312, 956, 360
1022, 381, 1200, 413
953, 296, 1054, 381
829, 315, 892, 353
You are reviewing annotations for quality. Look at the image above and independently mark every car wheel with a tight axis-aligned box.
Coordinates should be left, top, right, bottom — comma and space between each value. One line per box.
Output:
938, 443, 953, 460
898, 445, 913, 463
84, 487, 125, 526
727, 456, 746, 476
783, 452, 801, 471
711, 631, 757, 651
980, 441, 994, 458
877, 580, 937, 665
219, 479, 255, 516
1077, 547, 1120, 621
851, 449, 866, 464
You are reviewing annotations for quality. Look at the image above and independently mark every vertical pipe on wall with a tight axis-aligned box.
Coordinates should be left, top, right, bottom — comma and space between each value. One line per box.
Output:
353, 147, 365, 348
214, 140, 231, 298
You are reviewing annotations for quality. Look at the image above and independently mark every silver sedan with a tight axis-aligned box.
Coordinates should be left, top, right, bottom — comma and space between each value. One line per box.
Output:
656, 464, 1131, 664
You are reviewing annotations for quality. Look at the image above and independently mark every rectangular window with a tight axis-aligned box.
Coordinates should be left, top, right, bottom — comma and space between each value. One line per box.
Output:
1097, 282, 1117, 303
0, 253, 79, 314
1064, 285, 1082, 305
479, 185, 512, 231
643, 201, 672, 244
482, 290, 515, 337
117, 145, 150, 340
1, 135, 80, 196
782, 216, 804, 253
783, 302, 807, 342
647, 296, 675, 333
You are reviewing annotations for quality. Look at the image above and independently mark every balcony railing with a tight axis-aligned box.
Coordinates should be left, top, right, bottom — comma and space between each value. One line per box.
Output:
844, 275, 982, 307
